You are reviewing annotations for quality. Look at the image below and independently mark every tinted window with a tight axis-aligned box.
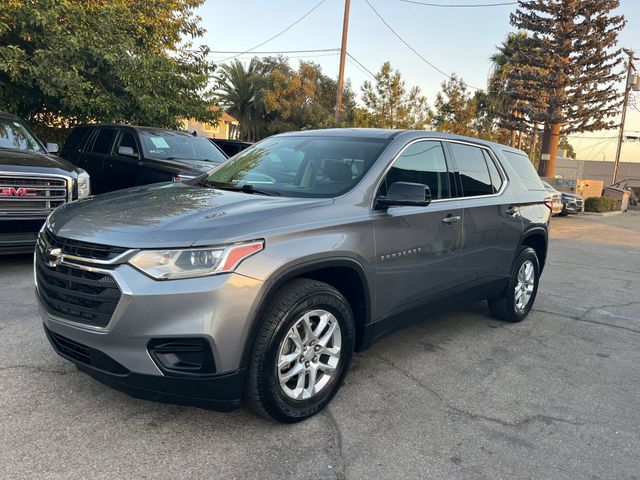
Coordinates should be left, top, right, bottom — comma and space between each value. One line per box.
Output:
0, 117, 45, 153
450, 143, 493, 197
115, 130, 139, 154
502, 151, 545, 191
380, 141, 450, 199
63, 126, 90, 152
203, 136, 388, 198
91, 128, 117, 154
139, 131, 226, 163
482, 150, 503, 194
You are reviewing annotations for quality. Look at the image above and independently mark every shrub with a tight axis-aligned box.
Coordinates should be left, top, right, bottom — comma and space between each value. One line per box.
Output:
584, 196, 618, 213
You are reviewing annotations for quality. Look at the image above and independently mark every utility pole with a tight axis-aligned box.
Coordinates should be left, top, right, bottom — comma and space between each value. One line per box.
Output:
612, 49, 637, 185
335, 0, 351, 123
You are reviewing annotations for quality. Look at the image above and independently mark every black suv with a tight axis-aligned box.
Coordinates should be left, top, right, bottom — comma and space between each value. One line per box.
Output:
0, 111, 90, 254
61, 124, 227, 194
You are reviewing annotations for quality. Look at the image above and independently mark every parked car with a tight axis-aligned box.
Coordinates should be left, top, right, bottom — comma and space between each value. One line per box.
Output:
0, 111, 90, 254
560, 191, 584, 214
210, 138, 252, 157
36, 129, 550, 422
541, 181, 563, 215
61, 125, 227, 194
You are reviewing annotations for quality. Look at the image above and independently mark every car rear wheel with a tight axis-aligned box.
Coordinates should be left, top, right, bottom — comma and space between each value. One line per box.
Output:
488, 246, 540, 323
246, 278, 354, 423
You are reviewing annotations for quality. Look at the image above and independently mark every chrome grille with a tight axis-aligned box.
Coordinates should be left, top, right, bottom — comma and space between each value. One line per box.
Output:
39, 229, 129, 262
0, 174, 69, 218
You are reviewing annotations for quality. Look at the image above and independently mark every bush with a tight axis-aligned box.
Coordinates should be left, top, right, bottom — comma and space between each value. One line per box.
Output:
584, 196, 618, 213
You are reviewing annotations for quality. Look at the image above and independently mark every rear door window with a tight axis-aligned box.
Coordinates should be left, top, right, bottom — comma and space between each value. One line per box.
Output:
63, 126, 90, 152
90, 128, 117, 154
483, 150, 504, 194
449, 143, 493, 197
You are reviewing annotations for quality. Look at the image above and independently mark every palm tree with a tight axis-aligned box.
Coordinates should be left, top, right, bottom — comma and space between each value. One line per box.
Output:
216, 59, 261, 142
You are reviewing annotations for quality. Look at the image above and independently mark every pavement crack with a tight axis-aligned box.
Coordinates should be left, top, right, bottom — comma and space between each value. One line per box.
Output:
323, 407, 347, 480
532, 308, 640, 335
373, 354, 581, 429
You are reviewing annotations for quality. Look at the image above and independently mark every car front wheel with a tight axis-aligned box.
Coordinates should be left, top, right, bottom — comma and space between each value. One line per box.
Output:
246, 278, 354, 423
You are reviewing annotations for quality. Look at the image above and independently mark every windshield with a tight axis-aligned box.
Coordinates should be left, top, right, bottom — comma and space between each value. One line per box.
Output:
139, 131, 226, 163
0, 117, 45, 153
202, 136, 389, 198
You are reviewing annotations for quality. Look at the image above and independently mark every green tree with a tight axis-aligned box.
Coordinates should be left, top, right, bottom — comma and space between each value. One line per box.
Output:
360, 62, 431, 129
432, 75, 480, 137
510, 0, 626, 176
0, 0, 216, 137
216, 58, 262, 141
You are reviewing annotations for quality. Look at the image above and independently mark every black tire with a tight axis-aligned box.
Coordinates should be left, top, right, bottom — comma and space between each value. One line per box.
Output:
246, 278, 355, 423
488, 246, 540, 323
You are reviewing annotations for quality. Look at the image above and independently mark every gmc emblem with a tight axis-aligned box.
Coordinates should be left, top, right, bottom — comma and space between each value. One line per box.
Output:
0, 187, 37, 197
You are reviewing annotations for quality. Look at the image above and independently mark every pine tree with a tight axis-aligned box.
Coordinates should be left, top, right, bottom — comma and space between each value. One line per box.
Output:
510, 0, 626, 176
489, 32, 547, 152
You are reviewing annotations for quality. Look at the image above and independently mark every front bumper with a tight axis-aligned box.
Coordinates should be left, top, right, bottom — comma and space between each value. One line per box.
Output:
562, 202, 584, 214
44, 326, 246, 410
37, 261, 264, 410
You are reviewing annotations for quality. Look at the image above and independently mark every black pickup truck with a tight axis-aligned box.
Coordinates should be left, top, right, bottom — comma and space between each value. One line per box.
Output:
0, 111, 90, 254
61, 124, 227, 194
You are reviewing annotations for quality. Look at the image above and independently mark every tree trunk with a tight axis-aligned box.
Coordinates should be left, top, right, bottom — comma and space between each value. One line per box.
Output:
538, 123, 551, 176
517, 129, 523, 149
545, 123, 561, 177
530, 122, 540, 166
511, 129, 517, 147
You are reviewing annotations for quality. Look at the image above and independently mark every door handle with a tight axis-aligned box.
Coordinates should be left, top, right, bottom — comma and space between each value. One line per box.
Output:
442, 215, 461, 225
506, 206, 519, 217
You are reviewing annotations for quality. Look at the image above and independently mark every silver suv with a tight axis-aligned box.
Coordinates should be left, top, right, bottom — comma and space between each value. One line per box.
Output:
35, 129, 550, 422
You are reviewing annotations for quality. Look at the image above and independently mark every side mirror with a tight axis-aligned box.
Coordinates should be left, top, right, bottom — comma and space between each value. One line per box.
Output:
376, 182, 431, 209
118, 146, 138, 158
46, 143, 59, 154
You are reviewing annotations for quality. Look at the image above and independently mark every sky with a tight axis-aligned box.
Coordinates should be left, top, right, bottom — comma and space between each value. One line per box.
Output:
196, 0, 640, 162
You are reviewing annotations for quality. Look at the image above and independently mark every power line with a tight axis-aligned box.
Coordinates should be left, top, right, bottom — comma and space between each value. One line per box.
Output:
399, 0, 517, 7
219, 0, 328, 62
346, 52, 377, 79
211, 48, 339, 55
363, 0, 484, 90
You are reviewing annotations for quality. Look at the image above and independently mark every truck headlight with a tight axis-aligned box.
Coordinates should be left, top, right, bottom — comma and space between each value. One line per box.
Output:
77, 170, 91, 199
128, 240, 264, 280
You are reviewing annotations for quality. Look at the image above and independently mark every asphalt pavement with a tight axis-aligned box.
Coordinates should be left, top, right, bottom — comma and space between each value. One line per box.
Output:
1, 212, 639, 480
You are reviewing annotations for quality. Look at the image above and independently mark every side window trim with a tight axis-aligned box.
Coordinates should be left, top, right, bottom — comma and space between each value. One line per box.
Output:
83, 127, 99, 153
373, 138, 455, 202
443, 139, 509, 200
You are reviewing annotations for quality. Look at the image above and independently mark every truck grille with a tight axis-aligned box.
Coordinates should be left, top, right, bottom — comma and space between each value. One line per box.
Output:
0, 174, 69, 218
36, 253, 122, 328
39, 229, 129, 262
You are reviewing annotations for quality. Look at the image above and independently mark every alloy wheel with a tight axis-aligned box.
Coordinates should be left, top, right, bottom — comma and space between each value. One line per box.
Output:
514, 260, 535, 313
276, 309, 342, 400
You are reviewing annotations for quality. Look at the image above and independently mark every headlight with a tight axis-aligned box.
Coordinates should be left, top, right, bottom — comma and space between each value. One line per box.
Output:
128, 240, 264, 280
77, 170, 91, 199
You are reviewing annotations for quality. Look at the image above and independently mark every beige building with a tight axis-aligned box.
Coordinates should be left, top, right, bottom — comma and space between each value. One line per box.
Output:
182, 108, 239, 139
554, 157, 640, 189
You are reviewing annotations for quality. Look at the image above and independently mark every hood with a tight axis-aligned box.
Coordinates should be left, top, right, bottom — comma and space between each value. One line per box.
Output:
0, 149, 79, 175
48, 182, 334, 248
147, 158, 221, 175
562, 192, 582, 200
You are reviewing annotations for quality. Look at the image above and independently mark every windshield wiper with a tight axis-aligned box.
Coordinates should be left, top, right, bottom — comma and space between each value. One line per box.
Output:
206, 182, 281, 196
